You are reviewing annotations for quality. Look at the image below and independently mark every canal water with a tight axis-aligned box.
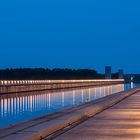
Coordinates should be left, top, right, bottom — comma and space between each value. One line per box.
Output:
0, 83, 137, 128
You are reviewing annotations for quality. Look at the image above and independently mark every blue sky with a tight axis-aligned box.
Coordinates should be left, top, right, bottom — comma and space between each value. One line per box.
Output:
0, 0, 140, 73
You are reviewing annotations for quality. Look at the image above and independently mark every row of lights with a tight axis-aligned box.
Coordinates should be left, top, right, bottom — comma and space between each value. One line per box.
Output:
0, 79, 124, 85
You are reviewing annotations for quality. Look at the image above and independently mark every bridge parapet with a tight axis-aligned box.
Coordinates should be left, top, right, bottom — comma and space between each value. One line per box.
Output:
0, 79, 124, 86
0, 79, 125, 94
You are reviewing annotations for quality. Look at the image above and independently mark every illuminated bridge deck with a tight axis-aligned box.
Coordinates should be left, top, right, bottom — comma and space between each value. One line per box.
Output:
55, 89, 140, 140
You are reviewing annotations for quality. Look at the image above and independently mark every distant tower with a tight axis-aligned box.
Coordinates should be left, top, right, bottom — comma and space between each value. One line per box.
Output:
118, 69, 124, 79
105, 66, 111, 79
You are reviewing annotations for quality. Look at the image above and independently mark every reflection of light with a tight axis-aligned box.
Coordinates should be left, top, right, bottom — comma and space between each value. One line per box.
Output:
73, 91, 75, 105
82, 90, 84, 103
100, 87, 102, 97
29, 96, 33, 112
110, 86, 113, 95
89, 89, 91, 101
0, 83, 126, 127
4, 98, 7, 116
48, 94, 51, 109
103, 87, 106, 96
62, 92, 65, 107
94, 88, 97, 98
131, 82, 134, 89
1, 99, 4, 117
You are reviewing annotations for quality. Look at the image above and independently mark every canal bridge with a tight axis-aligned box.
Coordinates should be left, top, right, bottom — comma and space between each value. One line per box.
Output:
0, 79, 124, 94
1, 79, 138, 140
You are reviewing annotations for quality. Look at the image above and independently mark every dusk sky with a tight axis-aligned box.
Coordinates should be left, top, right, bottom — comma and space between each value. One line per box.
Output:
0, 0, 140, 73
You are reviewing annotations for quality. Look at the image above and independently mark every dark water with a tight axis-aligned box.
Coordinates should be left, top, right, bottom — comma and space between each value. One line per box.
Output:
0, 83, 137, 128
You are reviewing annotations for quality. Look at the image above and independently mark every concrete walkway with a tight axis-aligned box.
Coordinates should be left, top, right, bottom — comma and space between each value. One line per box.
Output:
55, 91, 140, 140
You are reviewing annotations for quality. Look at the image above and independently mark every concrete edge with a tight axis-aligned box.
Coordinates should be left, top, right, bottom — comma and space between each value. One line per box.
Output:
0, 82, 124, 94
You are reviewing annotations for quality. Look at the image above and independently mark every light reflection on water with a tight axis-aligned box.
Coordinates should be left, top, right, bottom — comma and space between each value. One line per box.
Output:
0, 84, 134, 128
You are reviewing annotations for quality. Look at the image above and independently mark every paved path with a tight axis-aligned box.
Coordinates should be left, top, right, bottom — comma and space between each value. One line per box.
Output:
55, 91, 140, 140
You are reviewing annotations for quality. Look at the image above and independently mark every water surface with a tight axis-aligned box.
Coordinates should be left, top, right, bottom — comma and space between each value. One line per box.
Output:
0, 83, 135, 128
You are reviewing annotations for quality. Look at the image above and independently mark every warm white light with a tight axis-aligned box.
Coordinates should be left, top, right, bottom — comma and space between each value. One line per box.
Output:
0, 79, 124, 85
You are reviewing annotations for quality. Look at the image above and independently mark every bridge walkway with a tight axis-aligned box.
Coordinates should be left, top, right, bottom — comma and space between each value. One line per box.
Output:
55, 90, 140, 140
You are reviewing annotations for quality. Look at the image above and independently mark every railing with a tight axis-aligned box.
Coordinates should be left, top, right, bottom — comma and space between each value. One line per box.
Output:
0, 79, 124, 94
0, 79, 124, 86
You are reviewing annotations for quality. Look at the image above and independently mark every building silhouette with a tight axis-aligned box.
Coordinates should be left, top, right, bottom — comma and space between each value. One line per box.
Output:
118, 69, 124, 79
105, 66, 111, 79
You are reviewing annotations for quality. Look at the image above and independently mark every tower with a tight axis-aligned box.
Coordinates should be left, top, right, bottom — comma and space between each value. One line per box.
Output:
105, 66, 111, 79
118, 69, 124, 79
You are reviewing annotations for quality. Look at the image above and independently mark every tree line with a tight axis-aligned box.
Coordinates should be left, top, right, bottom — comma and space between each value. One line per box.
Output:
0, 68, 119, 80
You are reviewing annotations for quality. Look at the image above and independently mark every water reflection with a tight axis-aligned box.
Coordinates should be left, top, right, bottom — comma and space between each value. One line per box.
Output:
0, 84, 126, 127
131, 82, 134, 89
